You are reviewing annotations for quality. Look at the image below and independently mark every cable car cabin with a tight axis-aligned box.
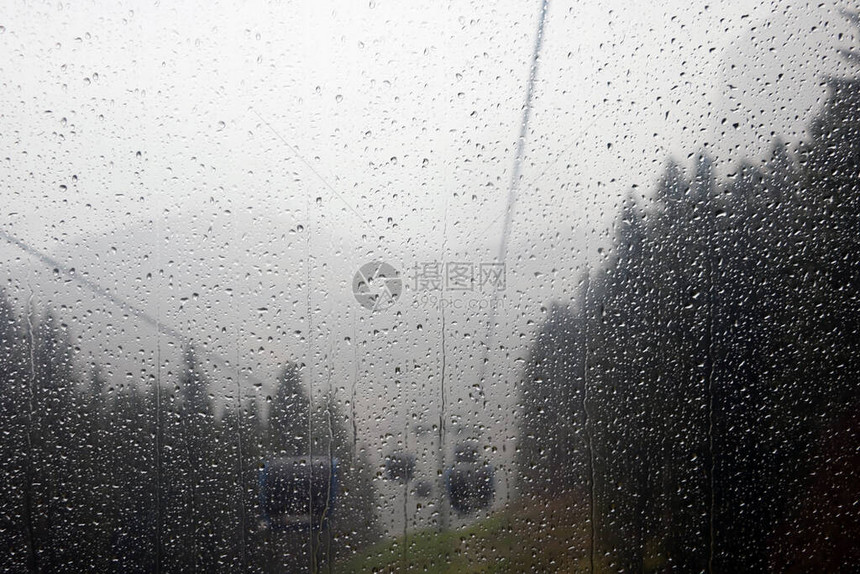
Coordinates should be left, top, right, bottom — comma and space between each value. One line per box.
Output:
259, 456, 338, 531
444, 444, 495, 514
384, 451, 416, 483
414, 479, 433, 499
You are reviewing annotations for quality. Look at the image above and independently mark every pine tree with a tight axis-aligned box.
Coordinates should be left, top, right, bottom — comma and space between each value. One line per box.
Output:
268, 362, 310, 457
30, 310, 80, 571
0, 289, 31, 571
516, 301, 586, 499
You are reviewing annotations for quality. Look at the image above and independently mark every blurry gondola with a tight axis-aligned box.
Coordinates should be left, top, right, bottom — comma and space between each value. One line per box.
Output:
384, 451, 416, 483
259, 456, 338, 531
414, 479, 433, 498
444, 444, 495, 514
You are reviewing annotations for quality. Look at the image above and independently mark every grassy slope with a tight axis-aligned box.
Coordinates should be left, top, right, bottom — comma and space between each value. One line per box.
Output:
336, 494, 600, 573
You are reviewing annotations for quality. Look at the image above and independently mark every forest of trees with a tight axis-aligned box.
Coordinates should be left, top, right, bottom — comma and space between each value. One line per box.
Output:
0, 301, 379, 573
517, 15, 860, 573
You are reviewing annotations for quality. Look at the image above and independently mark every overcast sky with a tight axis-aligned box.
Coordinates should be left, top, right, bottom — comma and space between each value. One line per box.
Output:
2, 0, 855, 244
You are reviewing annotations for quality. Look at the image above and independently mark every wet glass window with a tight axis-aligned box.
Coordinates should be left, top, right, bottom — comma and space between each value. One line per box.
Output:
1, 1, 858, 572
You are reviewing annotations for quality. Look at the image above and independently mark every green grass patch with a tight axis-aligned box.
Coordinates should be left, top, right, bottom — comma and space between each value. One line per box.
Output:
336, 495, 599, 573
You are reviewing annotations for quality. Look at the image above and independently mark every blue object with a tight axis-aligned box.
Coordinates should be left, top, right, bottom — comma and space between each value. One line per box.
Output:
259, 456, 339, 531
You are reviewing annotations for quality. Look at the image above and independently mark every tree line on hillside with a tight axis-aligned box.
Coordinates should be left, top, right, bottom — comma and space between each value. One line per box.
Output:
0, 300, 379, 573
517, 14, 860, 573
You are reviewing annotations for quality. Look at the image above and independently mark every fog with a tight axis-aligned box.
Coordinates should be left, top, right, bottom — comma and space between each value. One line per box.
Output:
1, 0, 855, 535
